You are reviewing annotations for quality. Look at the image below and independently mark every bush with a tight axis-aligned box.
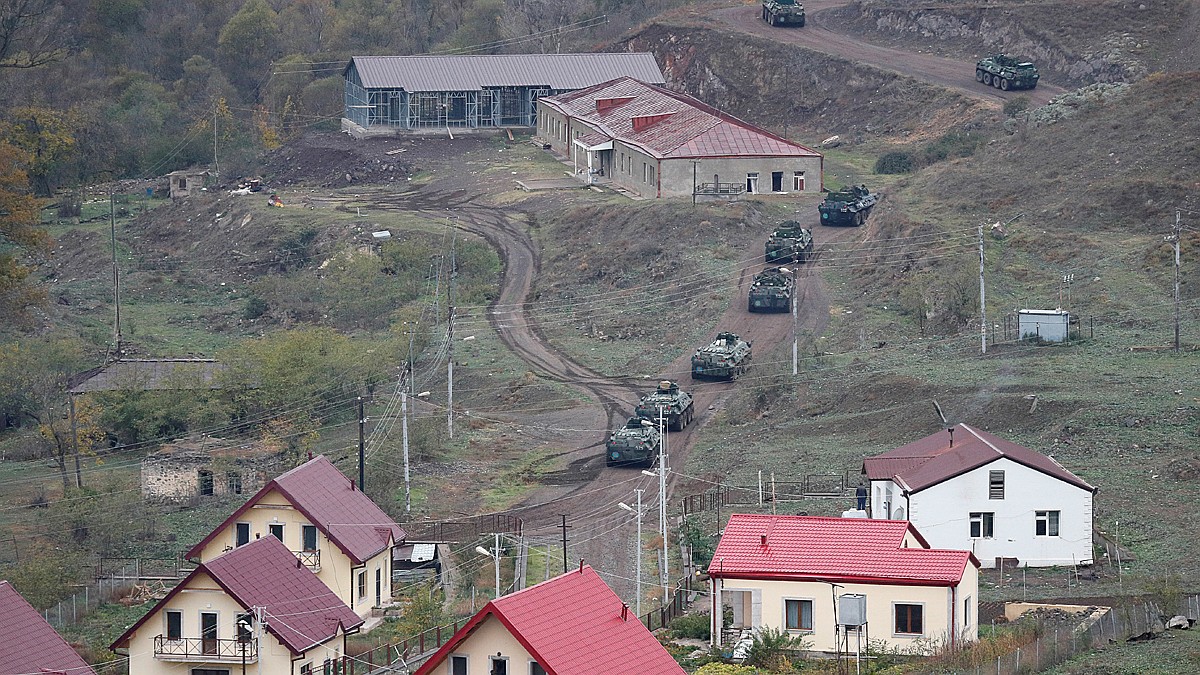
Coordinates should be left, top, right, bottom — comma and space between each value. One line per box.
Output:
1003, 95, 1031, 117
243, 296, 268, 320
743, 626, 809, 669
670, 612, 712, 640
874, 151, 917, 174
922, 131, 984, 165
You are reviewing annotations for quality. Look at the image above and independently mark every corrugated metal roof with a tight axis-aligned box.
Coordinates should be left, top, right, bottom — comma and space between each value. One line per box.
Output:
348, 53, 664, 91
69, 359, 225, 394
540, 77, 822, 159
709, 515, 976, 586
413, 565, 685, 675
862, 424, 1095, 494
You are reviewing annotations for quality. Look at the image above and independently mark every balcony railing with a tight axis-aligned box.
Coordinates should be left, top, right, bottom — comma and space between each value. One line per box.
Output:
154, 635, 258, 662
294, 549, 321, 570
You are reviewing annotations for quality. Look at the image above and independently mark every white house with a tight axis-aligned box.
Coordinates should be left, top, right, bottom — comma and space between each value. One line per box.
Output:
707, 514, 979, 654
863, 424, 1096, 569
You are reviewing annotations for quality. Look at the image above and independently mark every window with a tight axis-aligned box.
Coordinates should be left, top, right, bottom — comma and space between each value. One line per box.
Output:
166, 610, 182, 640
302, 525, 318, 551
969, 512, 995, 538
530, 662, 546, 675
357, 571, 367, 603
235, 522, 250, 547
198, 470, 214, 496
200, 612, 218, 654
1035, 510, 1060, 536
178, 177, 187, 189
784, 599, 813, 631
269, 523, 284, 541
300, 664, 312, 675
894, 603, 923, 635
746, 172, 759, 194
489, 657, 508, 675
793, 171, 805, 191
191, 670, 231, 675
642, 162, 648, 183
650, 166, 656, 186
227, 472, 242, 494
771, 171, 783, 192
449, 656, 468, 675
989, 470, 1005, 499
964, 596, 972, 625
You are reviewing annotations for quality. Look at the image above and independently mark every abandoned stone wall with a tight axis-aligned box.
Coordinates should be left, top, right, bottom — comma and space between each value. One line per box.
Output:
141, 452, 269, 503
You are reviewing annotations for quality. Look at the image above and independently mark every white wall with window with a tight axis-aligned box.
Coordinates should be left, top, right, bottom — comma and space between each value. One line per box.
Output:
890, 457, 1093, 568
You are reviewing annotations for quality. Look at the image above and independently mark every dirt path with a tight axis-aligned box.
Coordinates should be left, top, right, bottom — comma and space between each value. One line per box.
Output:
709, 2, 1065, 106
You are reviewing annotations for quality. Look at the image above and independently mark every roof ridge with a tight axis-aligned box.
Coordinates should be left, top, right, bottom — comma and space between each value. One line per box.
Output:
959, 423, 1002, 456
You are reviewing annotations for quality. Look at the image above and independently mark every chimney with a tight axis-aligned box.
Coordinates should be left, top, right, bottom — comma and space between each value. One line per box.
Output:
296, 556, 302, 568
578, 559, 585, 574
760, 534, 767, 547
351, 479, 356, 491
631, 112, 675, 133
948, 427, 955, 447
621, 603, 629, 621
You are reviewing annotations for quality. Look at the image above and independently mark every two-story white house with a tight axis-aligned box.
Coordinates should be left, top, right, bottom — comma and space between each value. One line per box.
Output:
863, 424, 1097, 568
186, 455, 405, 619
113, 536, 362, 675
708, 514, 979, 654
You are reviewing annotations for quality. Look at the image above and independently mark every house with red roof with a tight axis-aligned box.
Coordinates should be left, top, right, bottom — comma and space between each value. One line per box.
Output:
537, 77, 823, 199
0, 580, 97, 675
413, 564, 685, 675
863, 424, 1096, 569
707, 514, 979, 654
186, 455, 405, 620
113, 536, 362, 675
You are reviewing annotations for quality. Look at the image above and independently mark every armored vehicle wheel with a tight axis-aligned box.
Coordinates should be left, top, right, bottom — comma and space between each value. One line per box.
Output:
975, 69, 984, 82
769, 13, 777, 25
762, 7, 767, 20
993, 76, 1003, 89
999, 78, 1010, 91
982, 73, 992, 86
798, 17, 804, 26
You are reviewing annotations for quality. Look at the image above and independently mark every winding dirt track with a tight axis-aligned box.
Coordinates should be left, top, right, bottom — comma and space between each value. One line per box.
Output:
710, 1, 1065, 106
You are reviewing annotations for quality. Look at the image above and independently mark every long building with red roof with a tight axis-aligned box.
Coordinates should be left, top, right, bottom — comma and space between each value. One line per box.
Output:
707, 514, 978, 653
537, 77, 823, 199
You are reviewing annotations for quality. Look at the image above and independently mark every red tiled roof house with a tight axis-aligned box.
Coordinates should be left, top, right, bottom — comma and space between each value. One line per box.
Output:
537, 77, 823, 199
863, 424, 1097, 568
414, 564, 685, 675
0, 580, 97, 675
708, 514, 979, 653
113, 536, 362, 675
187, 455, 405, 619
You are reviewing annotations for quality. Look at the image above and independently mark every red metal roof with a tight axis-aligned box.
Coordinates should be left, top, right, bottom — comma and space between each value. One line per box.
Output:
862, 424, 1095, 494
187, 455, 405, 564
414, 565, 685, 675
113, 537, 362, 656
0, 580, 97, 675
541, 77, 821, 160
709, 515, 976, 586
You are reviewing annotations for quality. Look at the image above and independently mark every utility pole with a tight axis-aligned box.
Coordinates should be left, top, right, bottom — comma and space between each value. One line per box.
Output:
978, 223, 987, 355
789, 264, 799, 375
110, 188, 121, 358
559, 515, 571, 573
493, 532, 501, 598
213, 104, 219, 180
69, 394, 81, 488
619, 489, 645, 617
357, 396, 366, 491
401, 330, 414, 512
657, 406, 668, 604
692, 160, 699, 206
447, 232, 456, 439
1172, 210, 1182, 354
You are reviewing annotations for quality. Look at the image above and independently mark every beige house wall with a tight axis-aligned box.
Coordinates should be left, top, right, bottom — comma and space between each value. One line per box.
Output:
193, 489, 393, 619
428, 615, 544, 675
713, 570, 977, 653
124, 572, 347, 675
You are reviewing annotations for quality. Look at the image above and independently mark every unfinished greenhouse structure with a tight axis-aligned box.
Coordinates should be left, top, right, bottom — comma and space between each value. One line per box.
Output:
342, 53, 664, 134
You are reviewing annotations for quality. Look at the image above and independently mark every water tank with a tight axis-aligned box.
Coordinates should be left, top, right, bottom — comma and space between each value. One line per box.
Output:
839, 594, 867, 627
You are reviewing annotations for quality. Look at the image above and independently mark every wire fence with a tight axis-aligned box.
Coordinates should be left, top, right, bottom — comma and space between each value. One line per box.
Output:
42, 556, 194, 630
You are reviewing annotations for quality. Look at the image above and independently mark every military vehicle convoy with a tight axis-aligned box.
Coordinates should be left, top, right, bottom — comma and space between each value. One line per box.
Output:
748, 267, 794, 313
764, 221, 814, 263
819, 184, 878, 227
762, 0, 804, 26
691, 331, 753, 380
635, 380, 695, 431
606, 417, 663, 467
975, 55, 1040, 91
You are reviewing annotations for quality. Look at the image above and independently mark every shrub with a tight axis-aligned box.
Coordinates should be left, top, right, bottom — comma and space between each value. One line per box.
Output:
874, 151, 917, 174
243, 296, 268, 320
669, 612, 712, 640
743, 626, 809, 669
922, 131, 984, 164
1003, 95, 1031, 117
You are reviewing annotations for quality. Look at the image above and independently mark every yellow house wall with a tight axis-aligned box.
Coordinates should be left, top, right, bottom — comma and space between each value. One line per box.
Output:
193, 489, 393, 620
426, 615, 543, 675
123, 571, 348, 675
716, 573, 977, 653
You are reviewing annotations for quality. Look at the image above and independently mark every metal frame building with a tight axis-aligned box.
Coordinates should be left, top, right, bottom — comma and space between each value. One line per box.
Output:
343, 53, 665, 132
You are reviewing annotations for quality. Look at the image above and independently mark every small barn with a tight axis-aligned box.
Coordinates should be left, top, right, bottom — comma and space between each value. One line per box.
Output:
537, 77, 824, 199
165, 170, 208, 198
1018, 309, 1069, 342
342, 53, 664, 135
141, 436, 280, 503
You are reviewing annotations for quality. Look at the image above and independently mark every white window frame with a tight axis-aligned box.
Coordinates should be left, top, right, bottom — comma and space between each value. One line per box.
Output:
969, 512, 994, 539
529, 659, 547, 675
746, 172, 759, 194
268, 523, 284, 541
793, 171, 805, 191
782, 597, 814, 633
357, 571, 367, 603
448, 654, 468, 675
892, 601, 925, 637
235, 522, 250, 547
1035, 510, 1060, 537
489, 655, 510, 675
165, 609, 183, 642
989, 470, 1005, 499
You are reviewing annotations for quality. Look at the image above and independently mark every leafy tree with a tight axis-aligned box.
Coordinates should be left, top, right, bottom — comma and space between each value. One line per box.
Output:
3, 106, 79, 196
4, 542, 89, 609
0, 0, 67, 68
440, 0, 507, 53
278, 0, 336, 54
0, 139, 48, 325
216, 0, 281, 100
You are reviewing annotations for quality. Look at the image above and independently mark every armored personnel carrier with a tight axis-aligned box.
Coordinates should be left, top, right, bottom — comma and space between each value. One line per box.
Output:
818, 185, 878, 227
975, 55, 1039, 91
748, 267, 794, 313
635, 380, 695, 432
762, 0, 804, 26
765, 220, 814, 263
605, 417, 662, 467
691, 331, 752, 381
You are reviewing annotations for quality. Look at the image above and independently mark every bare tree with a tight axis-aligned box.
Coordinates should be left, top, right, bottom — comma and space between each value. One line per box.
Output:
0, 0, 65, 68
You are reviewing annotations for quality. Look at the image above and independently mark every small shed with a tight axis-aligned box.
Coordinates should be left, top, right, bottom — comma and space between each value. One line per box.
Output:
1018, 309, 1069, 342
141, 436, 280, 502
393, 541, 442, 581
165, 169, 208, 198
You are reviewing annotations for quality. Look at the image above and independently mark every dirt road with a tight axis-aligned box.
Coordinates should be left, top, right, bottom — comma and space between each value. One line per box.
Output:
709, 2, 1064, 107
